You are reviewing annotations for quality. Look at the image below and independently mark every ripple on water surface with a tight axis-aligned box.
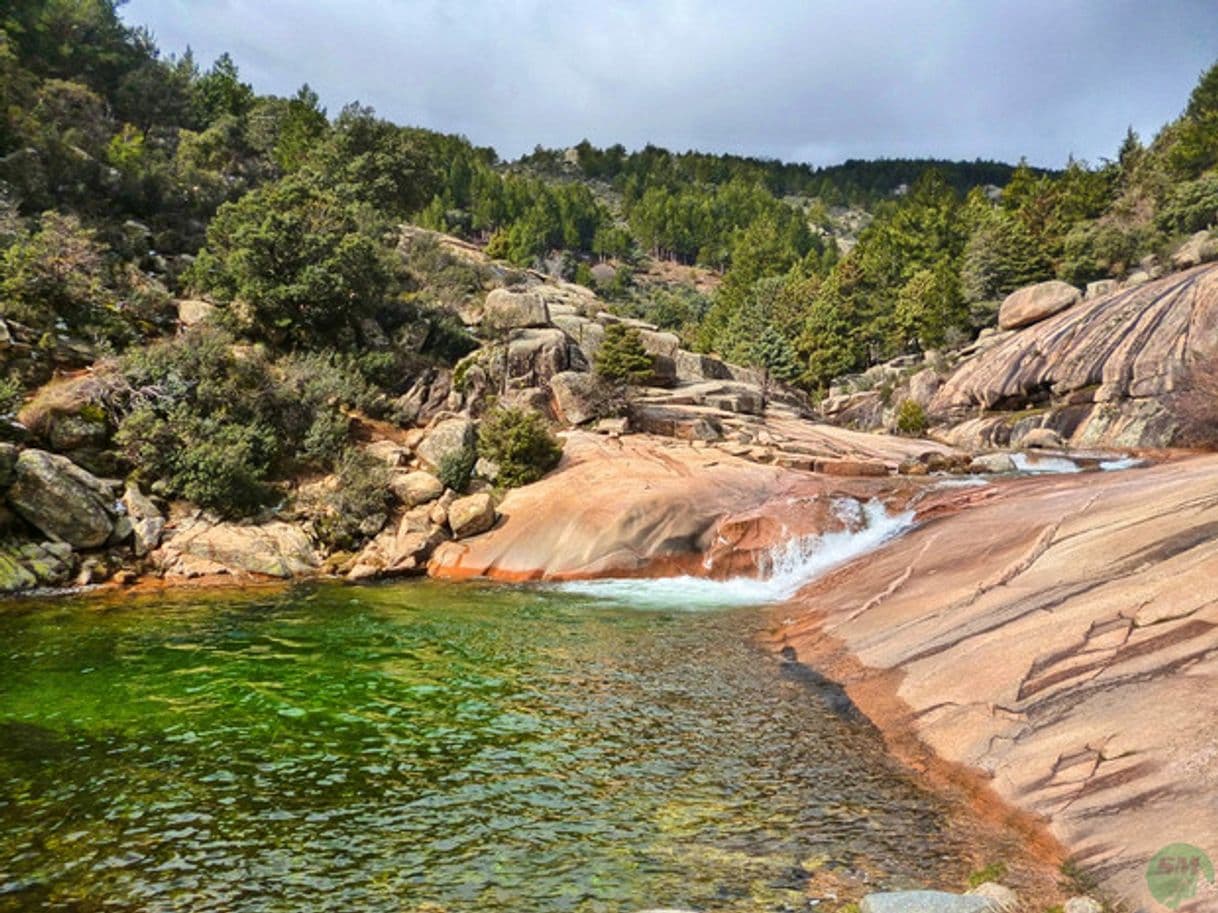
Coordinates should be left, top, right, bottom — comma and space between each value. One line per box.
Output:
0, 581, 972, 912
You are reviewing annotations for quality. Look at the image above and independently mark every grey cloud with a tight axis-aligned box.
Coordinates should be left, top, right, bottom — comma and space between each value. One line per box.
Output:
123, 0, 1218, 167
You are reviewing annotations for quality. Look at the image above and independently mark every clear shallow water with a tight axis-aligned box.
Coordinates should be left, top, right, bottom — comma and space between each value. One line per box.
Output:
0, 580, 972, 912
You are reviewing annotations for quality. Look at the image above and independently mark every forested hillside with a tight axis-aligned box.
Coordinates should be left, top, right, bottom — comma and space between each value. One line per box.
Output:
2, 0, 1217, 525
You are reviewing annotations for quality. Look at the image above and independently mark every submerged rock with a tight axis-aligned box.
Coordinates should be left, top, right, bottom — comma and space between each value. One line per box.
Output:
860, 890, 997, 913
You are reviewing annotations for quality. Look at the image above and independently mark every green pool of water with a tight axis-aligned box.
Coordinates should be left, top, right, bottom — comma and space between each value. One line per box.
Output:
0, 580, 971, 912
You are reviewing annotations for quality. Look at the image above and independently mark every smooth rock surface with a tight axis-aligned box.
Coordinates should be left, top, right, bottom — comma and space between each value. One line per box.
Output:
998, 280, 1081, 330
156, 518, 318, 578
779, 455, 1218, 906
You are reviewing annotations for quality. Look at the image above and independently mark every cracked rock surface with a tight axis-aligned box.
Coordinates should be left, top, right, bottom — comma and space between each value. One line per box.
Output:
777, 455, 1218, 908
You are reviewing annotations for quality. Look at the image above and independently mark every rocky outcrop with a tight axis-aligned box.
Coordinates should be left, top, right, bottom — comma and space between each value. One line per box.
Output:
429, 430, 949, 581
997, 280, 1081, 330
154, 516, 319, 579
932, 264, 1218, 448
7, 449, 116, 548
482, 288, 550, 331
775, 455, 1218, 908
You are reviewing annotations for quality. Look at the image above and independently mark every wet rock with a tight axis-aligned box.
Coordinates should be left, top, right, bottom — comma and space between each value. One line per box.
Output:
448, 492, 496, 539
1021, 427, 1064, 449
968, 452, 1016, 474
814, 458, 889, 477
860, 890, 996, 913
416, 418, 476, 471
998, 280, 1081, 330
7, 449, 116, 548
390, 470, 444, 507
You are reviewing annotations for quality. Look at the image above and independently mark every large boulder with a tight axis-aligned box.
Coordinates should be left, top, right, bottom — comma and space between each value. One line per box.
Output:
448, 493, 496, 539
390, 470, 444, 507
416, 417, 476, 471
998, 280, 1081, 330
156, 518, 318, 578
505, 328, 581, 386
6, 449, 115, 548
1170, 230, 1218, 269
550, 371, 604, 425
482, 288, 550, 331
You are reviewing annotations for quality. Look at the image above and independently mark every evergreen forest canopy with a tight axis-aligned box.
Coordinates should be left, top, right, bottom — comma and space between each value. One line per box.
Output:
2, 0, 1218, 406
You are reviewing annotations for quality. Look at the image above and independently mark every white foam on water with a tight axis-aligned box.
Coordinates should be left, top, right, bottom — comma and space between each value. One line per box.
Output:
1099, 457, 1143, 471
557, 499, 915, 610
1011, 452, 1082, 474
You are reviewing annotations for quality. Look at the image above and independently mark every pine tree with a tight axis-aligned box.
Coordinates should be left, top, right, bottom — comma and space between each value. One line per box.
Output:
595, 323, 653, 385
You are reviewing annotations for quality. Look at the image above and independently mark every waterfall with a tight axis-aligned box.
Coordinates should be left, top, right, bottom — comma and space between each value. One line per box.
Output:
557, 498, 915, 610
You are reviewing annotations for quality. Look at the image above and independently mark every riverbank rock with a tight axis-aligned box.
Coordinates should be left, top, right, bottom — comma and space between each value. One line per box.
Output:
861, 891, 996, 913
7, 449, 116, 548
998, 280, 1081, 330
156, 517, 318, 578
448, 493, 496, 539
967, 453, 1015, 474
779, 455, 1218, 906
1170, 229, 1218, 269
122, 482, 165, 557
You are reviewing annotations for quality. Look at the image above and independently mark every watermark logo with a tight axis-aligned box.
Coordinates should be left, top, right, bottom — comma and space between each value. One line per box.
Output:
1147, 843, 1214, 910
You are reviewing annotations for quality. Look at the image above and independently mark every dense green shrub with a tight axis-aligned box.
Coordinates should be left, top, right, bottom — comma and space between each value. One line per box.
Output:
476, 406, 563, 488
894, 399, 928, 436
112, 326, 372, 514
1157, 174, 1218, 234
0, 376, 23, 416
189, 175, 397, 349
595, 323, 653, 384
438, 448, 476, 493
314, 448, 392, 550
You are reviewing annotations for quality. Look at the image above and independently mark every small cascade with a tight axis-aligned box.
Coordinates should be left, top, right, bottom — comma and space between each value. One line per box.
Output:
558, 498, 915, 609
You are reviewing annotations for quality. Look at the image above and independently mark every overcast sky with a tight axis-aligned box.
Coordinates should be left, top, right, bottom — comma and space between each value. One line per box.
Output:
121, 0, 1218, 169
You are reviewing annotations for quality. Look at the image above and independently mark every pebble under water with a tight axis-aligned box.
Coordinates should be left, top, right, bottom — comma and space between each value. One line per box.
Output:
0, 580, 975, 912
